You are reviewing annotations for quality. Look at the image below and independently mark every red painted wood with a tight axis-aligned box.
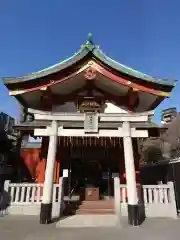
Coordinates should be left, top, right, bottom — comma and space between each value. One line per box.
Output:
21, 147, 60, 183
13, 66, 88, 94
20, 148, 40, 179
12, 63, 167, 97
98, 66, 166, 96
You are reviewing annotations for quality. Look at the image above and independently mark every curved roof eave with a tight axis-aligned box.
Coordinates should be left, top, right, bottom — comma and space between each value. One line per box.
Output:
92, 48, 176, 87
2, 44, 91, 84
2, 37, 176, 88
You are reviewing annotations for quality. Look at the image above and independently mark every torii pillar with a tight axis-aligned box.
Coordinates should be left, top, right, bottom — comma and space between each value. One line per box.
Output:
123, 121, 140, 226
40, 120, 58, 224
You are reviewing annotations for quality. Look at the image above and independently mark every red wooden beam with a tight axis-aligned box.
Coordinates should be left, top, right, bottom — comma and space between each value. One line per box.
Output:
95, 63, 169, 97
10, 61, 169, 98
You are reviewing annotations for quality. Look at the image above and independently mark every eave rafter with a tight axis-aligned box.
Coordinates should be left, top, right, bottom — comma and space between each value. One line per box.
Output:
92, 62, 170, 97
39, 84, 132, 110
9, 60, 170, 98
125, 88, 139, 111
8, 63, 91, 96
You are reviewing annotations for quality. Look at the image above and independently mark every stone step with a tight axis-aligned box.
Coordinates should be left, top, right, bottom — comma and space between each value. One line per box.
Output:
76, 208, 115, 215
79, 203, 114, 210
81, 200, 114, 204
80, 200, 114, 206
56, 214, 119, 228
80, 201, 113, 208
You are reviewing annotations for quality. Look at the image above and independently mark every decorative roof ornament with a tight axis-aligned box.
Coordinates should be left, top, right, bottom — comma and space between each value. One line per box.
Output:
82, 32, 95, 51
88, 32, 93, 44
84, 68, 97, 80
87, 32, 100, 50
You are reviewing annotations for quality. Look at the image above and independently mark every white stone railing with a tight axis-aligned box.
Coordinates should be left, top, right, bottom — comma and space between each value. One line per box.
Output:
8, 182, 43, 204
4, 181, 63, 205
142, 183, 171, 204
114, 180, 177, 218
2, 179, 177, 218
119, 182, 176, 205
2, 179, 65, 218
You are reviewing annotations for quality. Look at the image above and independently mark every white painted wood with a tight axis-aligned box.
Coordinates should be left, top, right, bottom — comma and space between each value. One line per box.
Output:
36, 186, 41, 202
159, 187, 164, 203
7, 182, 62, 204
33, 114, 151, 122
15, 187, 20, 202
34, 127, 148, 138
28, 108, 153, 117
20, 187, 25, 202
143, 184, 170, 189
168, 182, 177, 217
28, 108, 154, 122
42, 120, 58, 204
143, 188, 148, 204
26, 187, 31, 202
100, 115, 149, 122
31, 186, 36, 203
164, 188, 168, 204
154, 188, 158, 203
33, 114, 150, 122
114, 176, 121, 218
148, 188, 153, 203
123, 121, 138, 205
9, 183, 43, 187
53, 185, 56, 203
10, 187, 15, 202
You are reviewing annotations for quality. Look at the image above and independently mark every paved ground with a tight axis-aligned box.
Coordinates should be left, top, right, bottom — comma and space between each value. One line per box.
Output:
56, 214, 120, 227
0, 216, 180, 240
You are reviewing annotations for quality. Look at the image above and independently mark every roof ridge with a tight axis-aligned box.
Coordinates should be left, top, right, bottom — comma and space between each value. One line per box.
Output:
2, 33, 176, 87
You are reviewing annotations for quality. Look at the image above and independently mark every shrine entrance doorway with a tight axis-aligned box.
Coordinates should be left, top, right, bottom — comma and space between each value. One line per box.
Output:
60, 137, 123, 201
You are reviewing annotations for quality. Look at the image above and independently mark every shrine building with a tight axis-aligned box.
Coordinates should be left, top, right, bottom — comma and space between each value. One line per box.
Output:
2, 34, 175, 226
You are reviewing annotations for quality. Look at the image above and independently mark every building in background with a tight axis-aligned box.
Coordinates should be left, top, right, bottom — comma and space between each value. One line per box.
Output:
161, 108, 178, 124
0, 112, 18, 184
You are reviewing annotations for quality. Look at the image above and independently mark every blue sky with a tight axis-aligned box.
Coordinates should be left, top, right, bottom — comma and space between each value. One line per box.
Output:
0, 0, 179, 122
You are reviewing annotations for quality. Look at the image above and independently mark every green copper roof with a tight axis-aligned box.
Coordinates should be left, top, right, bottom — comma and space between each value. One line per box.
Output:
2, 34, 176, 87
